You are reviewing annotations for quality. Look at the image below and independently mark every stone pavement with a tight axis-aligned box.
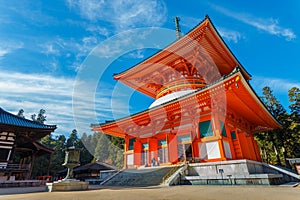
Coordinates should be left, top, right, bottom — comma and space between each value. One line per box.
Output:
0, 185, 299, 200
0, 186, 45, 195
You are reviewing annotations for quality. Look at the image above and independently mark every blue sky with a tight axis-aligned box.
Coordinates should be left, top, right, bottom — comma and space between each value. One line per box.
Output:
0, 0, 299, 137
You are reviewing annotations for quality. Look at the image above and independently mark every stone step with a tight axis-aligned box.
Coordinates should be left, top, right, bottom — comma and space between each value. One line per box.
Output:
103, 167, 172, 186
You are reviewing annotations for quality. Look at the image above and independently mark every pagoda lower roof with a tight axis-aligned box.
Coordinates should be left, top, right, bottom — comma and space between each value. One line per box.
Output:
92, 70, 281, 138
0, 108, 56, 130
113, 15, 251, 98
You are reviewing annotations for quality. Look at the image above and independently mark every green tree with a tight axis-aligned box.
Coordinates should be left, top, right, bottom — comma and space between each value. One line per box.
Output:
77, 132, 94, 165
259, 86, 286, 165
50, 135, 66, 177
36, 109, 47, 124
17, 109, 25, 118
30, 109, 47, 124
31, 134, 67, 178
256, 86, 300, 168
31, 134, 54, 178
94, 133, 110, 162
66, 129, 79, 147
287, 87, 300, 158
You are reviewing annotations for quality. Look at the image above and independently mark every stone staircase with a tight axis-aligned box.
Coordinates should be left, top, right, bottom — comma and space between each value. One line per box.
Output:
101, 166, 173, 187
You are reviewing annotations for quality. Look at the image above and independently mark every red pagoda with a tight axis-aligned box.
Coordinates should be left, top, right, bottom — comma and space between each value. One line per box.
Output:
92, 16, 281, 169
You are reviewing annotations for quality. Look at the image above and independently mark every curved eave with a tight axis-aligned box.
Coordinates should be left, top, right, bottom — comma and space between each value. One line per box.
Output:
93, 71, 279, 138
113, 16, 251, 98
207, 15, 251, 80
237, 75, 282, 131
113, 16, 209, 80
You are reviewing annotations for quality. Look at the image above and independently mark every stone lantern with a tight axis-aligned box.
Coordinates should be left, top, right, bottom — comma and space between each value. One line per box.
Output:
46, 146, 89, 192
62, 146, 80, 181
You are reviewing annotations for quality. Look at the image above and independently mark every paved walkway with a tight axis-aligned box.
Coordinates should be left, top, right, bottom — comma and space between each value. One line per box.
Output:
0, 186, 45, 195
0, 185, 299, 200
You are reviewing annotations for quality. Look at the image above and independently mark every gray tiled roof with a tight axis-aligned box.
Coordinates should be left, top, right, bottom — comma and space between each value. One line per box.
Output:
0, 107, 56, 130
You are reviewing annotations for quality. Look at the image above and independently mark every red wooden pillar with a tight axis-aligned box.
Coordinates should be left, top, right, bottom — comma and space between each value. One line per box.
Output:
217, 139, 226, 161
192, 141, 199, 158
246, 136, 256, 160
191, 119, 199, 159
168, 134, 178, 164
149, 138, 158, 163
252, 137, 262, 162
238, 132, 251, 160
134, 140, 142, 166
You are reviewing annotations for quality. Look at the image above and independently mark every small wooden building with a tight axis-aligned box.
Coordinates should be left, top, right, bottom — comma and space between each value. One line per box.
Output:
0, 107, 56, 181
74, 162, 118, 181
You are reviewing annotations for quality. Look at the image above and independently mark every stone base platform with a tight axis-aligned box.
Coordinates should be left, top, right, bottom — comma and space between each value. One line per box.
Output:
181, 159, 299, 185
46, 180, 89, 192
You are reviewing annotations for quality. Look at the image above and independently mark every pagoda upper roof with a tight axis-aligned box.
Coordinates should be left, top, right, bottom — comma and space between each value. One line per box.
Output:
114, 15, 251, 98
92, 69, 281, 138
0, 107, 56, 130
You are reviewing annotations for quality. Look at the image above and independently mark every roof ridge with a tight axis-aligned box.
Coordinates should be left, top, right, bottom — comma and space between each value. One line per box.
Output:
113, 15, 210, 78
0, 107, 57, 129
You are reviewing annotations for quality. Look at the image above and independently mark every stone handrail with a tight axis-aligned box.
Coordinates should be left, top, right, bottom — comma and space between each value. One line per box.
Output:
161, 163, 187, 186
262, 162, 300, 180
100, 169, 124, 185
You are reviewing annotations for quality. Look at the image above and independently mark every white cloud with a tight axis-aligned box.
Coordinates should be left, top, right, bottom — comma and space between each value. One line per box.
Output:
66, 0, 167, 30
0, 70, 129, 136
86, 25, 111, 37
0, 41, 23, 59
40, 44, 60, 56
0, 49, 9, 57
211, 4, 296, 41
180, 16, 201, 29
38, 36, 102, 71
127, 49, 145, 59
180, 16, 244, 43
217, 27, 244, 43
251, 76, 300, 94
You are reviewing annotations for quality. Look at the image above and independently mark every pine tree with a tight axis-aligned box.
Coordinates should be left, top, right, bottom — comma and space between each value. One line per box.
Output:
17, 109, 25, 118
50, 135, 66, 177
288, 87, 300, 158
77, 132, 93, 165
94, 133, 110, 162
36, 109, 47, 124
66, 129, 79, 147
259, 86, 286, 165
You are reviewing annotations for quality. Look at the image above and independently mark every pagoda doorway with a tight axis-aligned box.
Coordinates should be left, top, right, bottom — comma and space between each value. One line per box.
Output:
141, 143, 149, 166
177, 135, 193, 162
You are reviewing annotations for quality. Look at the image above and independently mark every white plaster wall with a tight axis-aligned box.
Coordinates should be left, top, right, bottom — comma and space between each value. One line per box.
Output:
127, 154, 134, 166
199, 141, 221, 160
